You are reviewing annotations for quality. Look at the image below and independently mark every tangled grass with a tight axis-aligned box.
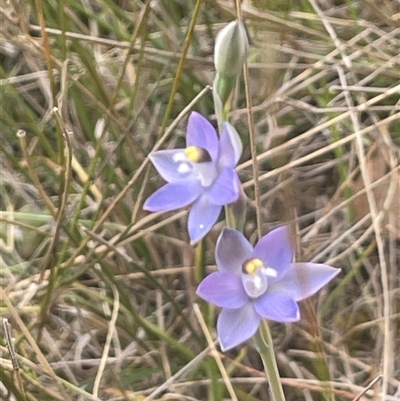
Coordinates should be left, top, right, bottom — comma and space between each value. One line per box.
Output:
1, 0, 399, 400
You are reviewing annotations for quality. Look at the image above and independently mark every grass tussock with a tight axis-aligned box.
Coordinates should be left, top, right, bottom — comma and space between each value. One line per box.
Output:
1, 0, 399, 400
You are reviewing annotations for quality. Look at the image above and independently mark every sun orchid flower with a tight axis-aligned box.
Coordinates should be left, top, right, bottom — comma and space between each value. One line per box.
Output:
143, 112, 242, 244
196, 227, 341, 351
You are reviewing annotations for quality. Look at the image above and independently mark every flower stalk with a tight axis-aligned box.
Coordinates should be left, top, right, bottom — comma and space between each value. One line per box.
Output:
253, 320, 286, 401
225, 187, 246, 231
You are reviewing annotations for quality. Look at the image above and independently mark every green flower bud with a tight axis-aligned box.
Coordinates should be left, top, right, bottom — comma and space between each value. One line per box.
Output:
214, 20, 249, 78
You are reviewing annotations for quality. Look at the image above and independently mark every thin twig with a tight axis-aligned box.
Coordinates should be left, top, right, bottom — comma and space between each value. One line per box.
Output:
352, 375, 383, 401
236, 2, 262, 238
92, 280, 120, 398
2, 318, 27, 399
17, 130, 57, 218
143, 347, 210, 401
193, 304, 239, 401
159, 0, 203, 137
0, 289, 70, 399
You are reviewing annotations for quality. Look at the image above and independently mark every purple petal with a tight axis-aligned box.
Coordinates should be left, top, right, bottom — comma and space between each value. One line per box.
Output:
206, 168, 240, 205
252, 226, 293, 279
269, 263, 341, 301
149, 150, 197, 183
218, 123, 243, 168
254, 292, 300, 322
186, 112, 219, 162
143, 181, 202, 212
216, 228, 253, 275
196, 272, 248, 308
188, 195, 221, 244
217, 303, 260, 351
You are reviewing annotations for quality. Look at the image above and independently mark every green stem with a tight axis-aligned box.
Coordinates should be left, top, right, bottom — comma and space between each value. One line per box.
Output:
225, 204, 236, 229
193, 238, 206, 284
253, 320, 286, 401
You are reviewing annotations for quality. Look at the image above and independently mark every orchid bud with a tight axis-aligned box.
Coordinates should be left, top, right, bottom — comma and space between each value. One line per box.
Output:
213, 21, 249, 120
214, 20, 249, 78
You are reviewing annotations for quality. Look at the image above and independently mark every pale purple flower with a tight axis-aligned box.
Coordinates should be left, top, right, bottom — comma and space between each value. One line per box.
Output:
197, 227, 341, 351
143, 112, 242, 244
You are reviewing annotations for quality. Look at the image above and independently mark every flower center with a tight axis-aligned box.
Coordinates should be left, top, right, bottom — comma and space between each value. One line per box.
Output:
241, 258, 278, 298
185, 146, 212, 163
183, 146, 217, 187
